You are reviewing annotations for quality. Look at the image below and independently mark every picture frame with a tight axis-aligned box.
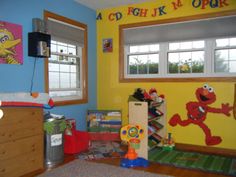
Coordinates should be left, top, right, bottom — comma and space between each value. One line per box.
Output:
102, 38, 113, 53
0, 21, 23, 64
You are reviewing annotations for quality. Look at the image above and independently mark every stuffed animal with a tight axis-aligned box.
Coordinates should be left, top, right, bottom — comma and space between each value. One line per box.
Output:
133, 88, 151, 101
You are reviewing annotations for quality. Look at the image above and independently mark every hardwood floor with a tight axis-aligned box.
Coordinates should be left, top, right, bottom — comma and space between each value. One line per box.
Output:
33, 154, 230, 177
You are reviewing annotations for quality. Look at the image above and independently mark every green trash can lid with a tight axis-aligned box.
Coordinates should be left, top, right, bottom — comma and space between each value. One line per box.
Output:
44, 112, 65, 122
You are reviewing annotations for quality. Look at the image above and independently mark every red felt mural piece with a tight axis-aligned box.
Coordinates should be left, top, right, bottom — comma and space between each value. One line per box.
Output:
169, 84, 233, 146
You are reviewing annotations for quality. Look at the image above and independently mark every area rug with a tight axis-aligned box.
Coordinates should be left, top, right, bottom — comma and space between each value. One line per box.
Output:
149, 148, 236, 176
37, 159, 172, 177
77, 141, 125, 160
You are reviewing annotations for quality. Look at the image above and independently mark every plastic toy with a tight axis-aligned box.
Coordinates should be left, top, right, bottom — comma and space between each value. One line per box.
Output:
120, 124, 149, 168
162, 133, 175, 151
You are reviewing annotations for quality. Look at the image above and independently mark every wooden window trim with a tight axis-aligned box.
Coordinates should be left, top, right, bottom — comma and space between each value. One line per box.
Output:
44, 10, 88, 106
119, 10, 236, 83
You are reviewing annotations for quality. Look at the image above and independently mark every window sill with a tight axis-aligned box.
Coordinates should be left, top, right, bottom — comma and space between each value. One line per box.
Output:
53, 98, 88, 106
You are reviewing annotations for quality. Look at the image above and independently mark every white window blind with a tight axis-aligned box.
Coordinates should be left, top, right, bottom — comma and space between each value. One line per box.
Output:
47, 18, 85, 46
124, 15, 236, 45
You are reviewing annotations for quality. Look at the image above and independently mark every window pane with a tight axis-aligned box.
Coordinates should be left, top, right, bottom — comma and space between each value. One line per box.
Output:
149, 44, 159, 52
215, 61, 229, 73
168, 53, 179, 73
216, 37, 236, 47
192, 41, 204, 49
66, 57, 75, 64
51, 43, 57, 53
58, 44, 68, 54
68, 47, 76, 55
229, 38, 236, 46
138, 55, 147, 74
130, 46, 138, 53
149, 54, 159, 74
179, 62, 191, 73
50, 55, 58, 61
60, 73, 70, 88
215, 49, 236, 73
71, 73, 77, 88
216, 38, 229, 47
215, 50, 228, 62
60, 64, 70, 72
49, 72, 59, 89
192, 51, 204, 73
49, 63, 59, 72
168, 51, 204, 74
139, 63, 148, 74
149, 54, 159, 63
128, 55, 138, 74
139, 45, 149, 52
180, 42, 192, 50
128, 54, 158, 75
179, 52, 191, 63
169, 40, 204, 51
229, 49, 236, 60
229, 61, 236, 72
168, 53, 179, 63
169, 43, 180, 50
71, 65, 76, 72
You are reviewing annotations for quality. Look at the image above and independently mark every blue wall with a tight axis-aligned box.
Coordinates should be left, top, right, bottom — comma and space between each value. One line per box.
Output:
1, 0, 97, 130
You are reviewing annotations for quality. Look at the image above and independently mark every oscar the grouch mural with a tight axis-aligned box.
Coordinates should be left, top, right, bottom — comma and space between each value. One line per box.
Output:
169, 84, 233, 146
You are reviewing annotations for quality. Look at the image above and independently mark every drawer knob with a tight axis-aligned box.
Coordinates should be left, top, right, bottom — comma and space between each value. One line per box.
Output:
0, 109, 3, 120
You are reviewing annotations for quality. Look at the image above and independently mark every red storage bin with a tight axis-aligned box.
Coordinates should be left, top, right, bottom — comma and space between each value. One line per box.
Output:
89, 132, 120, 141
64, 119, 90, 154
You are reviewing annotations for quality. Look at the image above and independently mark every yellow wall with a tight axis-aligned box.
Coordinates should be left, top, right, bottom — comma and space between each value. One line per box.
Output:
97, 0, 236, 149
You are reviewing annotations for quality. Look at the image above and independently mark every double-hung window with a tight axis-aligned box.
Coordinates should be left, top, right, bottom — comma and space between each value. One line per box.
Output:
120, 13, 236, 82
126, 44, 159, 76
44, 11, 87, 105
49, 40, 82, 99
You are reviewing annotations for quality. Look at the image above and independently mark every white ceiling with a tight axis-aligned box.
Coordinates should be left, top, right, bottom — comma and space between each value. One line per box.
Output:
75, 0, 152, 10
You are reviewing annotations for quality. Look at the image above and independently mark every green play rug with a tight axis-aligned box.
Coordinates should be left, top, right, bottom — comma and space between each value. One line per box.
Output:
149, 148, 236, 176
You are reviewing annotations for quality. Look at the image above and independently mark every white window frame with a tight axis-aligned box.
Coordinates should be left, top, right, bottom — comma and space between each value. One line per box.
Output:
124, 37, 236, 79
48, 39, 83, 102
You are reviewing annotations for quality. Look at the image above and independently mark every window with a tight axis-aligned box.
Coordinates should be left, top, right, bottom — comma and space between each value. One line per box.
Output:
49, 40, 82, 99
44, 11, 87, 105
127, 44, 159, 76
120, 12, 236, 82
214, 37, 236, 73
168, 41, 204, 74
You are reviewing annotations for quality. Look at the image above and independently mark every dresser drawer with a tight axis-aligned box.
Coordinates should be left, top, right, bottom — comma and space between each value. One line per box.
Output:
0, 134, 43, 160
0, 108, 43, 143
0, 150, 43, 177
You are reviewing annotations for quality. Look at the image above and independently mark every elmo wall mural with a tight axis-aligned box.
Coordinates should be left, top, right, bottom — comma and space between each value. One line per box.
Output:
0, 21, 23, 64
169, 84, 233, 146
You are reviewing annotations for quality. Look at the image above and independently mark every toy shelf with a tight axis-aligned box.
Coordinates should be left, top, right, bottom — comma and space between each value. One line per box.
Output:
129, 100, 166, 159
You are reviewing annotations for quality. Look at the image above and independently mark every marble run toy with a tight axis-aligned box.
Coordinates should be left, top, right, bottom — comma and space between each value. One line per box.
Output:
120, 124, 149, 168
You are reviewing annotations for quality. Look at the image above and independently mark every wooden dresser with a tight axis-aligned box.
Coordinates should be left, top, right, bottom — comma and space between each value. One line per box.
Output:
0, 107, 44, 177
